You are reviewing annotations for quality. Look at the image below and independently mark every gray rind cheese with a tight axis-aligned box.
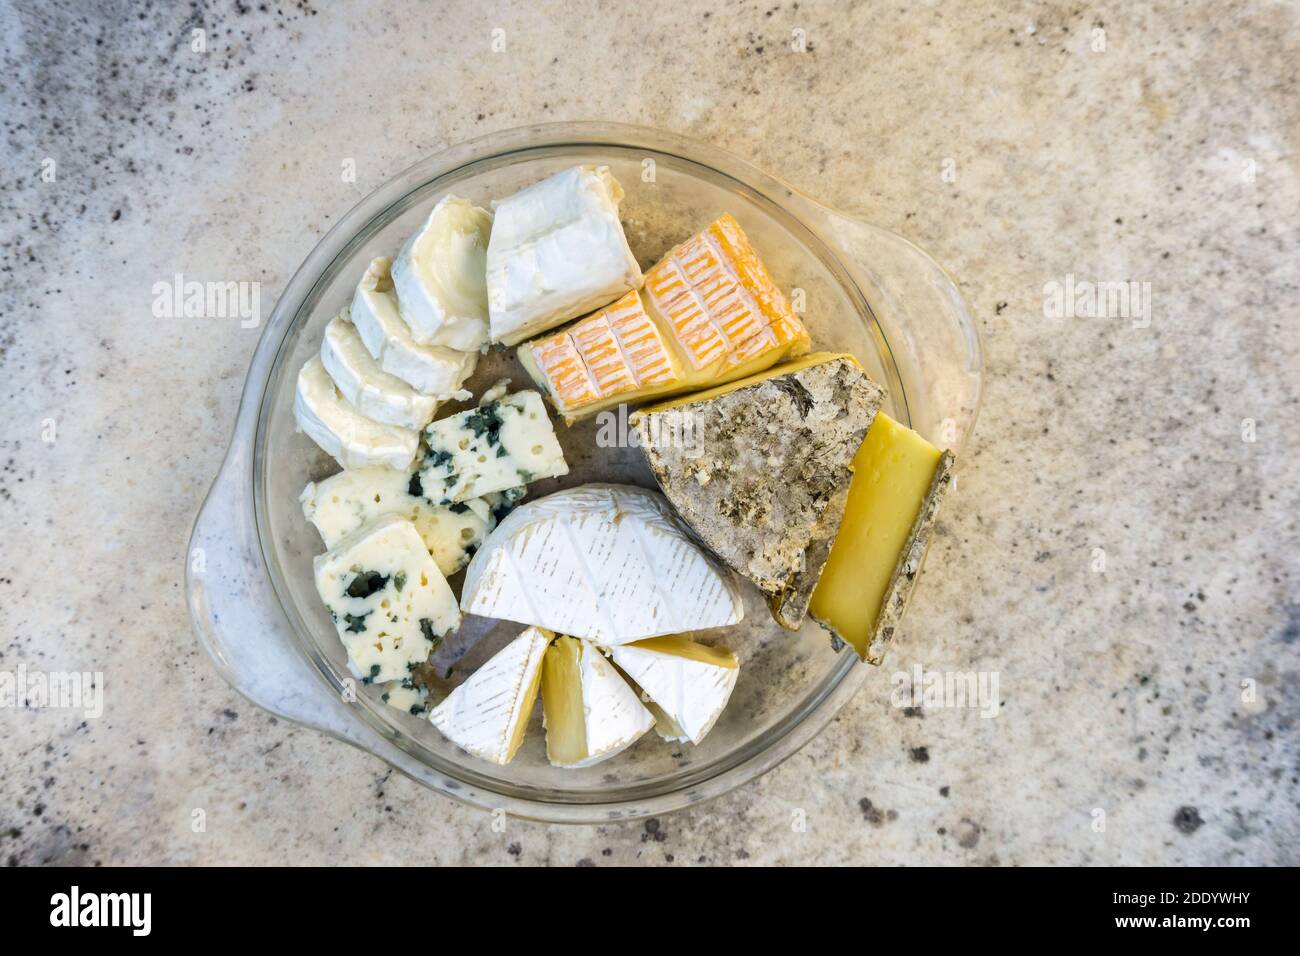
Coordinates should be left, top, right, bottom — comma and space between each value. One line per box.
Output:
863, 450, 955, 665
631, 356, 884, 631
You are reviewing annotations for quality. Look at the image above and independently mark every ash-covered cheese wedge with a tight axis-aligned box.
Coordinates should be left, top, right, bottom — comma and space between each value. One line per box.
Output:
380, 678, 429, 716
541, 637, 654, 768
391, 196, 493, 351
320, 315, 440, 429
632, 353, 884, 630
810, 413, 955, 664
608, 636, 739, 745
414, 390, 567, 505
294, 356, 419, 471
313, 515, 460, 684
519, 214, 811, 421
486, 165, 642, 346
428, 626, 551, 765
351, 257, 478, 398
461, 483, 744, 645
299, 466, 515, 577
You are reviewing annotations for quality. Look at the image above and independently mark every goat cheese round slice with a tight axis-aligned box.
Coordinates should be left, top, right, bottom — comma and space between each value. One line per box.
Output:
391, 196, 492, 351
351, 256, 478, 398
461, 483, 744, 644
294, 357, 419, 471
320, 315, 439, 429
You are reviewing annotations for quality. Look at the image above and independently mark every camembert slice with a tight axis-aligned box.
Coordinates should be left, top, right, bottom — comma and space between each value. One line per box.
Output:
809, 413, 955, 664
608, 636, 739, 745
461, 484, 744, 645
632, 353, 883, 630
520, 214, 811, 421
541, 637, 654, 768
294, 356, 419, 471
428, 626, 551, 765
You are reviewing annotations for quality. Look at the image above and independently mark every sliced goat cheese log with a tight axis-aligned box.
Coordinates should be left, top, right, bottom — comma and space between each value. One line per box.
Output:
414, 390, 567, 505
320, 315, 439, 429
391, 196, 493, 351
299, 466, 511, 577
351, 256, 478, 398
313, 515, 460, 684
486, 165, 642, 345
294, 356, 419, 471
608, 636, 739, 745
461, 484, 744, 645
380, 678, 429, 716
541, 637, 654, 768
428, 626, 551, 765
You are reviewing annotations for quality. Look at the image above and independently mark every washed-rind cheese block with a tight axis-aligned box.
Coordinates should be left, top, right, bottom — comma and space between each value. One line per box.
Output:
486, 165, 642, 346
461, 483, 744, 644
320, 315, 440, 429
299, 466, 510, 577
414, 390, 568, 505
381, 678, 429, 716
632, 353, 883, 630
351, 257, 478, 398
810, 414, 955, 664
391, 196, 493, 351
541, 637, 654, 768
294, 356, 419, 471
428, 626, 551, 765
313, 515, 460, 684
519, 214, 811, 420
608, 637, 739, 745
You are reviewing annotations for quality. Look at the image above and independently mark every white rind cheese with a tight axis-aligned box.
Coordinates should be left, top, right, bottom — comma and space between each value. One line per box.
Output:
416, 390, 568, 505
428, 626, 551, 765
313, 515, 460, 684
320, 314, 440, 429
461, 484, 744, 644
294, 356, 419, 471
351, 256, 478, 398
608, 638, 739, 745
299, 466, 511, 577
485, 165, 642, 345
391, 196, 493, 351
541, 638, 654, 768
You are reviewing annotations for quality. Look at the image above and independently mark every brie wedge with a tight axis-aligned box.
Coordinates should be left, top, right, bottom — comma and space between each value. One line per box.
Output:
313, 515, 460, 684
299, 466, 509, 577
608, 636, 739, 745
428, 626, 551, 765
294, 356, 419, 471
541, 637, 654, 768
485, 165, 642, 345
391, 196, 493, 351
351, 257, 478, 398
414, 390, 568, 505
461, 484, 744, 645
320, 314, 440, 429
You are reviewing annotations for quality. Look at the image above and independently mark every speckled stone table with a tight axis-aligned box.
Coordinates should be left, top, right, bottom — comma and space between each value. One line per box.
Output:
1, 0, 1296, 865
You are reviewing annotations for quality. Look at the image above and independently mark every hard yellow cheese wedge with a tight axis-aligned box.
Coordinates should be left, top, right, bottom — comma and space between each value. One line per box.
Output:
519, 214, 811, 421
810, 414, 955, 664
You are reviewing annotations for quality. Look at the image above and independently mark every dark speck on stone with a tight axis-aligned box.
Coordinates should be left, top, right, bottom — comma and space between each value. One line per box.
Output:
506, 842, 521, 857
575, 857, 595, 867
910, 746, 930, 763
939, 786, 950, 797
1173, 806, 1204, 835
903, 706, 923, 718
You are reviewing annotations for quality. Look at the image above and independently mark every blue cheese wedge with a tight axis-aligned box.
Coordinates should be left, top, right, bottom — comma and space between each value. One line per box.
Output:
414, 390, 568, 505
485, 165, 642, 345
461, 484, 744, 645
313, 515, 460, 684
299, 466, 514, 577
350, 257, 478, 399
380, 678, 429, 716
294, 356, 419, 471
319, 314, 440, 429
391, 196, 493, 351
428, 626, 551, 765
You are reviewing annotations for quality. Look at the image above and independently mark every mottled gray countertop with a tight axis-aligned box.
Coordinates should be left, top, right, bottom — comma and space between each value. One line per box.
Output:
1, 0, 1296, 865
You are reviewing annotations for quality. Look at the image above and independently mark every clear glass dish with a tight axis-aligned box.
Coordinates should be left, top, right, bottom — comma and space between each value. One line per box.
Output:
186, 122, 983, 823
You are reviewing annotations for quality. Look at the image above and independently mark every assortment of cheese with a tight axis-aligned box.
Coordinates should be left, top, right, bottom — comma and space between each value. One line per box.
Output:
292, 164, 957, 769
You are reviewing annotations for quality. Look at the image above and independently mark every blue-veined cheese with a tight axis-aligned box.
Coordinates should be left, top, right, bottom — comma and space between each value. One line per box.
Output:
294, 356, 419, 471
380, 678, 429, 716
313, 515, 460, 684
414, 390, 567, 505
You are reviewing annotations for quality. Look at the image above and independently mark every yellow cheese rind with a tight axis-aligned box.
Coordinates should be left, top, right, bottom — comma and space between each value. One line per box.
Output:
809, 414, 953, 663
